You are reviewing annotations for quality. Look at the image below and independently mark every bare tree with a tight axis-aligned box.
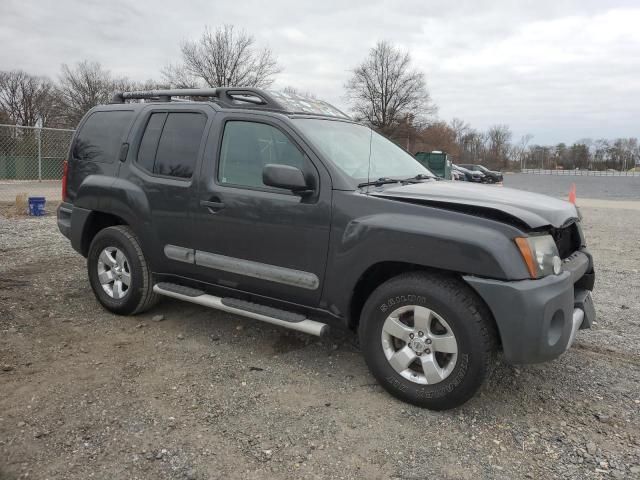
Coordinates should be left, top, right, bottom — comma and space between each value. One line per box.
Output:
592, 139, 609, 169
609, 137, 640, 171
457, 129, 486, 164
485, 124, 513, 169
0, 70, 57, 126
112, 78, 172, 100
569, 143, 590, 170
449, 118, 470, 145
163, 25, 281, 89
511, 134, 533, 170
161, 64, 200, 89
415, 121, 458, 157
57, 61, 116, 126
345, 41, 435, 135
526, 145, 554, 170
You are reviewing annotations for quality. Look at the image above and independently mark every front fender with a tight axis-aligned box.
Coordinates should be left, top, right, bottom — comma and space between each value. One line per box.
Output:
321, 192, 530, 319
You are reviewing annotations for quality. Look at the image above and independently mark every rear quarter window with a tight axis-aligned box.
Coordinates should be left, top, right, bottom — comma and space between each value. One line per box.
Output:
72, 110, 134, 163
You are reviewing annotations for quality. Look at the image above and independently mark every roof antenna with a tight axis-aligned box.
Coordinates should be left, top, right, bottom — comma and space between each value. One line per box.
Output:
365, 127, 373, 193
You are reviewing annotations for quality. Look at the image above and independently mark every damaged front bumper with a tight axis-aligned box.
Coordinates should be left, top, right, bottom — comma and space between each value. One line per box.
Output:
464, 249, 595, 364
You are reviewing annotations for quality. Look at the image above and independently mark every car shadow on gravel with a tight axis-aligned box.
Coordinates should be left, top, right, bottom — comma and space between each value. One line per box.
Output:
145, 296, 590, 415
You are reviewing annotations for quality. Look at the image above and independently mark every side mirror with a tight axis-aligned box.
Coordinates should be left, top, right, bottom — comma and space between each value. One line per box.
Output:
263, 164, 311, 193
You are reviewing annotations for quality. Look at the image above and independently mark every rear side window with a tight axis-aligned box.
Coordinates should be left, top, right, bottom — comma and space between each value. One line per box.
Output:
136, 112, 207, 179
72, 111, 133, 163
137, 112, 166, 172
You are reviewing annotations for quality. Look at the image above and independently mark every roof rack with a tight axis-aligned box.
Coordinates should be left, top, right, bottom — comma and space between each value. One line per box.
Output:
111, 87, 285, 110
110, 87, 351, 119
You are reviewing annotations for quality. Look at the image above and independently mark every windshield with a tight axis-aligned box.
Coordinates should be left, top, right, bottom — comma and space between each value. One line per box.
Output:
475, 165, 489, 173
293, 119, 434, 181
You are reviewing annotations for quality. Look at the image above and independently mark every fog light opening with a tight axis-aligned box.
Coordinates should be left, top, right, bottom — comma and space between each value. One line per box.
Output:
548, 310, 565, 346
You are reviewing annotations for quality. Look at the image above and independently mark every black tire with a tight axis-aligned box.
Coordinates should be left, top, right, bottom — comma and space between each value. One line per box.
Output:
359, 272, 496, 410
87, 225, 158, 315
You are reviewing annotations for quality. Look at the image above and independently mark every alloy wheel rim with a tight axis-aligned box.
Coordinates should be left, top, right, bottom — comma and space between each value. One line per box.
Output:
381, 305, 458, 385
97, 247, 131, 299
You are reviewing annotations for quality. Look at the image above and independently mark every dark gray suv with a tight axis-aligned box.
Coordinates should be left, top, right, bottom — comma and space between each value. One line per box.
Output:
57, 88, 595, 410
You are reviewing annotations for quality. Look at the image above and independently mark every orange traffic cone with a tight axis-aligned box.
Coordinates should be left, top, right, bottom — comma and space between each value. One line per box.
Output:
568, 183, 576, 204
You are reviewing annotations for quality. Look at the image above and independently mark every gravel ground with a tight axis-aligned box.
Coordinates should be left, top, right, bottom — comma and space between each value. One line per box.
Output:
1, 202, 639, 480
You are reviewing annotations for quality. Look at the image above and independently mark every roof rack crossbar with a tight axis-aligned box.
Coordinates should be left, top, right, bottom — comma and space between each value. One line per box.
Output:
110, 87, 284, 110
109, 87, 349, 119
111, 88, 220, 103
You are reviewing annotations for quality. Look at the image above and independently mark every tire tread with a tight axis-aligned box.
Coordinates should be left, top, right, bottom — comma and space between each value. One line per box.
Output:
88, 225, 158, 315
110, 225, 159, 315
359, 271, 497, 409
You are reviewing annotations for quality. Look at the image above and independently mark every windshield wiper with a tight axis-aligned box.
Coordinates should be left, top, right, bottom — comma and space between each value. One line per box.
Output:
357, 177, 402, 188
400, 174, 438, 182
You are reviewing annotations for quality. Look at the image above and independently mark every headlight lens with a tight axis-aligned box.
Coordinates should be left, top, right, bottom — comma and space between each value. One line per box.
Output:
515, 235, 562, 279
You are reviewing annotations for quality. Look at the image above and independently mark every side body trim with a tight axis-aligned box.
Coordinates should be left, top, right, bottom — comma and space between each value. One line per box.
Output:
164, 245, 195, 264
164, 245, 320, 291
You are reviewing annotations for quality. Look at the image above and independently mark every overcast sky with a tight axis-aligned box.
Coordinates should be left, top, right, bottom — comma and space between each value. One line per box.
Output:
1, 0, 638, 144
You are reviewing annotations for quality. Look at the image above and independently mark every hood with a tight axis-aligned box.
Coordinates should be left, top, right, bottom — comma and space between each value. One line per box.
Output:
371, 181, 579, 229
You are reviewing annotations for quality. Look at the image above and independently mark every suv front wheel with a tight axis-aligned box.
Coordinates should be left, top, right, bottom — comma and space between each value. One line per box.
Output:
87, 226, 158, 315
359, 272, 496, 410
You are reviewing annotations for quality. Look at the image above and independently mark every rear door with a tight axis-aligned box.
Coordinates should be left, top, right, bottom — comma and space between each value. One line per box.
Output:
118, 104, 214, 275
190, 112, 333, 306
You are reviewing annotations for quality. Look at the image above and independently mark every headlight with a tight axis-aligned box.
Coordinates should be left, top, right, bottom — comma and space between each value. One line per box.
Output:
515, 235, 562, 279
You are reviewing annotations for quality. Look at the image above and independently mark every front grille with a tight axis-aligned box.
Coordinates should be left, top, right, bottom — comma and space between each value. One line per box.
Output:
551, 222, 581, 259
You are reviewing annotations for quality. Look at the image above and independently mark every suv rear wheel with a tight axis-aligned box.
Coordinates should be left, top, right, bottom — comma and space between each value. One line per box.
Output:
359, 272, 496, 410
87, 226, 158, 315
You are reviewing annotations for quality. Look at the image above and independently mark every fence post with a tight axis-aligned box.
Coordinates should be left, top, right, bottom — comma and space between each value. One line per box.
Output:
37, 126, 42, 182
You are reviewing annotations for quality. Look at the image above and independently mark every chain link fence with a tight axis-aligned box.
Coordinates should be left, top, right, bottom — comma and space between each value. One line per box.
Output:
0, 124, 75, 205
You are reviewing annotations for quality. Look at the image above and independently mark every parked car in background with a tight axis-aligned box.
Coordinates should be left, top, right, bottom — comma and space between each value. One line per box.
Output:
451, 165, 468, 181
460, 164, 503, 183
451, 167, 465, 181
453, 164, 484, 183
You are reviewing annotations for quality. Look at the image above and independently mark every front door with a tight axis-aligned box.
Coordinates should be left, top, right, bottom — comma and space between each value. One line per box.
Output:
191, 113, 332, 306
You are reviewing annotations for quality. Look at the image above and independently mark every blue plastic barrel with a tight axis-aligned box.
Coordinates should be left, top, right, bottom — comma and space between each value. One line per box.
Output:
28, 196, 46, 216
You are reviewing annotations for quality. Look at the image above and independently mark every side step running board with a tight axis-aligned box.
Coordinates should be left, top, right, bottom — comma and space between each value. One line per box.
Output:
153, 283, 329, 337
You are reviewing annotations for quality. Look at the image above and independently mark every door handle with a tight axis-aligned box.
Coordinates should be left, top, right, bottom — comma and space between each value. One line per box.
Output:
200, 199, 225, 212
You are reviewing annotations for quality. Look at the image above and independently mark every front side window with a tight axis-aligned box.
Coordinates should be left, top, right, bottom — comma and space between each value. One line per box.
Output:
293, 118, 433, 181
218, 121, 307, 189
73, 110, 133, 163
136, 111, 207, 179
